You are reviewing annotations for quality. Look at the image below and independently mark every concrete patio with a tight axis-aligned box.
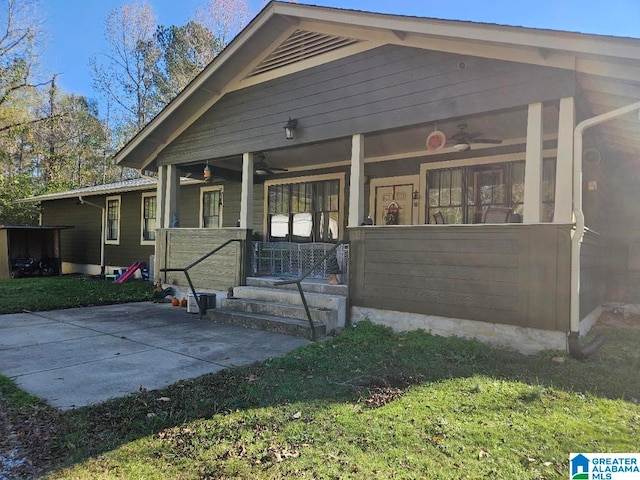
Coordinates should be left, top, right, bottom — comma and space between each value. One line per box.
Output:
0, 302, 309, 410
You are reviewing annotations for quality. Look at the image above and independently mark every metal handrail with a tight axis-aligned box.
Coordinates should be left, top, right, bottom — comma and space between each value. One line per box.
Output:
274, 241, 345, 341
160, 238, 244, 319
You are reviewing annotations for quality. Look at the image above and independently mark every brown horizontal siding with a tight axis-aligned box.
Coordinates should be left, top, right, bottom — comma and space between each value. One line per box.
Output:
157, 228, 250, 290
349, 224, 572, 332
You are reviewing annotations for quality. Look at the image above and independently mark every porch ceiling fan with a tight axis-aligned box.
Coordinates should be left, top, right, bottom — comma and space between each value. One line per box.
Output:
448, 123, 502, 152
254, 153, 288, 175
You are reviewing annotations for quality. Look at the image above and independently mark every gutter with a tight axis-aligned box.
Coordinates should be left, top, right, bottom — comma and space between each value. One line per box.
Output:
569, 100, 640, 359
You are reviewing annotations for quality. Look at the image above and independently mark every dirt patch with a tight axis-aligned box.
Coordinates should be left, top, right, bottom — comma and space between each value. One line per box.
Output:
596, 312, 640, 330
0, 397, 61, 479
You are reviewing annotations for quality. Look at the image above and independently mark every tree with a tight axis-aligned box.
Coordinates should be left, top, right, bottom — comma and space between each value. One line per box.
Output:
154, 21, 218, 105
90, 1, 161, 139
195, 0, 250, 53
0, 0, 49, 135
31, 80, 114, 190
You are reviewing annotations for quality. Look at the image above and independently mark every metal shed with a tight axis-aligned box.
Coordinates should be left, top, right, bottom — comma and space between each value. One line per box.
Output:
0, 225, 73, 279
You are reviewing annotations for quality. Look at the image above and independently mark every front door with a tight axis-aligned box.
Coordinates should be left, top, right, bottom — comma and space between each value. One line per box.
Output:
373, 182, 416, 225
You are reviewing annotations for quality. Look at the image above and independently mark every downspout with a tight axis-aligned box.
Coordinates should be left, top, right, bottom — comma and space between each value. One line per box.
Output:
78, 196, 106, 278
569, 100, 640, 359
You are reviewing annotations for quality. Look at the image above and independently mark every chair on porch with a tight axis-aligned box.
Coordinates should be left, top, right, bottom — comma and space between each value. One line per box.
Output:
433, 211, 446, 224
482, 206, 513, 224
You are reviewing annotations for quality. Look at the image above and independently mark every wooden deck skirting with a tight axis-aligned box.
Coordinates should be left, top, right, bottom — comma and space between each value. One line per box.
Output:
347, 224, 577, 332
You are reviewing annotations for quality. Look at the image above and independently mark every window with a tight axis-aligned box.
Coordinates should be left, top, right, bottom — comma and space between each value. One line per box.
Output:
267, 179, 340, 242
200, 186, 223, 228
141, 193, 156, 244
106, 196, 121, 244
426, 160, 556, 224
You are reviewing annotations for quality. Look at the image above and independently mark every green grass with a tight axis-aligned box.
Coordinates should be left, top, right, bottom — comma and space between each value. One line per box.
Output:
0, 275, 154, 314
0, 375, 40, 407
24, 320, 639, 479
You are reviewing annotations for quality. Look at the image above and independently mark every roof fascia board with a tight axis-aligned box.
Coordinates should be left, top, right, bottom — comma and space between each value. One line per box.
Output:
17, 179, 202, 203
17, 184, 157, 203
298, 18, 576, 70
281, 3, 640, 61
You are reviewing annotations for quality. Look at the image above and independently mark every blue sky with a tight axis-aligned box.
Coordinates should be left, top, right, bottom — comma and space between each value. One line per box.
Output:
43, 0, 640, 104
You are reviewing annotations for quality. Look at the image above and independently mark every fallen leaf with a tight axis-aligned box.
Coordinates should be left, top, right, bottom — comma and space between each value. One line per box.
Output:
479, 450, 490, 459
292, 411, 302, 419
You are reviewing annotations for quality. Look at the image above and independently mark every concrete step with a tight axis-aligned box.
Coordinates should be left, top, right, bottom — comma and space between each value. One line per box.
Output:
221, 297, 337, 327
232, 286, 345, 312
206, 309, 325, 340
247, 277, 348, 296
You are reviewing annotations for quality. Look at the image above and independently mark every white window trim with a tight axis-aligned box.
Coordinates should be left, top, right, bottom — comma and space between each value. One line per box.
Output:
262, 172, 346, 241
140, 192, 156, 246
418, 149, 558, 225
199, 185, 224, 228
105, 195, 121, 245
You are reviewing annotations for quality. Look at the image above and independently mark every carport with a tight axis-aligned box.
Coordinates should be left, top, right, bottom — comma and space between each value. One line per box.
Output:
0, 225, 73, 279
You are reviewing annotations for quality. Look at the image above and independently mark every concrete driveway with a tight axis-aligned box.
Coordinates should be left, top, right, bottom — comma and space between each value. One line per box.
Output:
0, 302, 309, 410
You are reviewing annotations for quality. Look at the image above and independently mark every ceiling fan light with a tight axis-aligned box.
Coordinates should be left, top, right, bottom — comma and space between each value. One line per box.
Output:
255, 168, 269, 175
453, 142, 470, 152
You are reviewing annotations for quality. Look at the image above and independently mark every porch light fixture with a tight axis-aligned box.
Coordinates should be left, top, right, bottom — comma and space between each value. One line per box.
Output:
203, 163, 211, 180
413, 190, 420, 206
284, 118, 298, 140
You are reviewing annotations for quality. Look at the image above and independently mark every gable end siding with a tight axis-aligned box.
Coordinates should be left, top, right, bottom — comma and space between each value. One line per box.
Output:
158, 44, 575, 165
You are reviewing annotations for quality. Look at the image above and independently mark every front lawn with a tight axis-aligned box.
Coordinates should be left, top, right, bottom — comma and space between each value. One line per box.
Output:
1, 316, 635, 479
0, 276, 154, 314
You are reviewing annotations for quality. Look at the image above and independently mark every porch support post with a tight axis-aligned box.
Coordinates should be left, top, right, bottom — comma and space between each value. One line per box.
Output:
240, 152, 254, 229
163, 164, 180, 228
554, 97, 575, 223
156, 165, 168, 228
348, 134, 365, 228
523, 102, 544, 223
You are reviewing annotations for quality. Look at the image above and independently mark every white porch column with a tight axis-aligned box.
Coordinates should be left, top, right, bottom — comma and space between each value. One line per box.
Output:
348, 134, 365, 228
554, 97, 575, 223
240, 152, 254, 229
163, 164, 180, 228
156, 165, 168, 229
523, 103, 544, 223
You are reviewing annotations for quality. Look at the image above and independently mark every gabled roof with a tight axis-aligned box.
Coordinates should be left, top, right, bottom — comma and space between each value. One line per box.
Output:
114, 1, 640, 170
16, 177, 200, 203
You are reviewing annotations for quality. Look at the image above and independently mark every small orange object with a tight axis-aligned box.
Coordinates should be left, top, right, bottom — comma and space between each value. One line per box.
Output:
180, 297, 187, 307
171, 298, 180, 306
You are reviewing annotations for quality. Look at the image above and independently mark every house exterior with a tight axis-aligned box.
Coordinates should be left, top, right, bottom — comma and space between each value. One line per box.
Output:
19, 177, 212, 277
107, 2, 640, 354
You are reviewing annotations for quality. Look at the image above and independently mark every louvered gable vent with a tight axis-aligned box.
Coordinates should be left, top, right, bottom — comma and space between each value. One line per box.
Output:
248, 29, 361, 77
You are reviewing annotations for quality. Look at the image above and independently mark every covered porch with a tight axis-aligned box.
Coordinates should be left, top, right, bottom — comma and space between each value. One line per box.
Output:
150, 98, 611, 342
